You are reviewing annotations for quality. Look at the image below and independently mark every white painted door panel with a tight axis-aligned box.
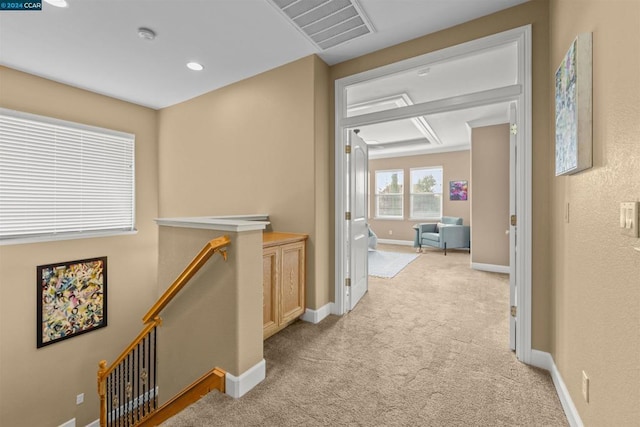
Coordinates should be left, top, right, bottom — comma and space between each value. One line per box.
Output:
349, 130, 368, 311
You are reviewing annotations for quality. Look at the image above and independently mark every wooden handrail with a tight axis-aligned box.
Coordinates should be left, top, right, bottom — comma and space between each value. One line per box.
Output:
97, 235, 230, 426
142, 235, 230, 323
99, 316, 162, 379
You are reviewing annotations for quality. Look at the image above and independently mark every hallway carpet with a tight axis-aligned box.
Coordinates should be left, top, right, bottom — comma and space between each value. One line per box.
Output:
163, 245, 568, 426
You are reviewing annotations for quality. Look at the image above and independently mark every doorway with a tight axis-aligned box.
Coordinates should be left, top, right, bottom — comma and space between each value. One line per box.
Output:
334, 26, 533, 364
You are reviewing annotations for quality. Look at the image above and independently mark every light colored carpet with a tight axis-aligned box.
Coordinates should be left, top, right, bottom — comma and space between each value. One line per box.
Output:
163, 244, 568, 426
368, 249, 419, 278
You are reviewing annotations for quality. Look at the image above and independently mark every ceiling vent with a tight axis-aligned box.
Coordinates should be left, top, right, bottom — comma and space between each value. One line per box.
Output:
270, 0, 374, 50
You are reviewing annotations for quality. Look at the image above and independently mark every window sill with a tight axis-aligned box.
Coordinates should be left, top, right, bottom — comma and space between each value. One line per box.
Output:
0, 229, 138, 246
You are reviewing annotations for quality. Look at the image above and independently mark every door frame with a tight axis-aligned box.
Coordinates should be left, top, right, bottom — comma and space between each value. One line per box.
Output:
333, 25, 533, 364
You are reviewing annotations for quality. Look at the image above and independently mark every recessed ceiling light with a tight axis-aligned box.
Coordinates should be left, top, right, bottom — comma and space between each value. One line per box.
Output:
186, 62, 204, 71
137, 27, 156, 41
44, 0, 68, 7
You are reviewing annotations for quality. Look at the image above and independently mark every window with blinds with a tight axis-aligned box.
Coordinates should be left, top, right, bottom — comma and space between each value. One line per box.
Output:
0, 108, 136, 244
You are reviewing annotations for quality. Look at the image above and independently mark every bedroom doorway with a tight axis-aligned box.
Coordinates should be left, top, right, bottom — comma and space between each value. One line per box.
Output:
334, 25, 532, 364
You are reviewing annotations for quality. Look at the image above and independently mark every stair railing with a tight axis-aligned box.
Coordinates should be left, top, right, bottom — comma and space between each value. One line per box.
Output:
97, 235, 230, 427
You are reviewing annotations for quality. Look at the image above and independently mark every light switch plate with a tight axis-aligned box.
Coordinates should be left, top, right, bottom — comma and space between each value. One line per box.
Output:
620, 202, 639, 237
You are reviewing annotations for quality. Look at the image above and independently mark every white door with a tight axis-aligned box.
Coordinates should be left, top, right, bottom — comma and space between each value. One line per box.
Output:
348, 130, 369, 311
509, 102, 518, 351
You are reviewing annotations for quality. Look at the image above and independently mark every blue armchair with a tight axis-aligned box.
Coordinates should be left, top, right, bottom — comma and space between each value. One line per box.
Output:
413, 216, 470, 255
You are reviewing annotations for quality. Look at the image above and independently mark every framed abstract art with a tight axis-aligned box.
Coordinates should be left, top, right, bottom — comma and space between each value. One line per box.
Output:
37, 257, 107, 348
449, 180, 468, 201
555, 32, 593, 176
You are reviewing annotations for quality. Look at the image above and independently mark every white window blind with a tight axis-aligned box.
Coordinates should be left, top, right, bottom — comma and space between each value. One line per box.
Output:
0, 108, 135, 243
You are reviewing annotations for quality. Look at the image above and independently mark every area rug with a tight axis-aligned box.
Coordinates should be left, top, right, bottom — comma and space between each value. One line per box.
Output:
368, 250, 419, 278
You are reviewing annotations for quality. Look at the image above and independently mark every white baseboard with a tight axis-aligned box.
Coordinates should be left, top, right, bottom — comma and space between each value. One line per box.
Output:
377, 239, 414, 246
330, 301, 341, 315
58, 419, 75, 427
301, 303, 331, 324
85, 419, 100, 427
471, 262, 510, 274
225, 359, 266, 398
530, 350, 584, 427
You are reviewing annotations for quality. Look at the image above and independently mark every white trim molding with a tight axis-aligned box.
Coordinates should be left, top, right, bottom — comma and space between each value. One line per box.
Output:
225, 359, 266, 398
471, 263, 510, 274
530, 350, 584, 427
155, 216, 270, 232
58, 419, 75, 427
301, 303, 332, 324
330, 301, 342, 315
86, 419, 100, 427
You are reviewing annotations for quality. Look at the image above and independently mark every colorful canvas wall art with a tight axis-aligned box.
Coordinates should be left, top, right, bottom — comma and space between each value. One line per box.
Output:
37, 257, 107, 347
555, 32, 593, 175
449, 180, 468, 201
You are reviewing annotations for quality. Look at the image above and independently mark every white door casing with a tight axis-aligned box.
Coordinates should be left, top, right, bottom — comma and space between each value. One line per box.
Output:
509, 102, 518, 351
348, 130, 369, 310
334, 25, 532, 364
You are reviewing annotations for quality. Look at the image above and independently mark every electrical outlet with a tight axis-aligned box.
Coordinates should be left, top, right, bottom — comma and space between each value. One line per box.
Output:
581, 371, 589, 403
76, 393, 84, 405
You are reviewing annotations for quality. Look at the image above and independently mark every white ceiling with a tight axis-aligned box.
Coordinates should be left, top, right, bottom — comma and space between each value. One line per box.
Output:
0, 0, 526, 156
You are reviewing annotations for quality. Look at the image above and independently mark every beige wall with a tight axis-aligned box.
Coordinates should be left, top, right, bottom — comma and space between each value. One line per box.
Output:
0, 67, 159, 427
330, 0, 551, 351
368, 151, 471, 242
158, 55, 331, 310
471, 124, 510, 267
313, 57, 332, 310
157, 227, 263, 403
549, 1, 640, 424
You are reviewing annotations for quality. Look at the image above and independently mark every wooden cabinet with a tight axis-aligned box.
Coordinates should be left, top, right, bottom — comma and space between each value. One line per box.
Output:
262, 232, 307, 340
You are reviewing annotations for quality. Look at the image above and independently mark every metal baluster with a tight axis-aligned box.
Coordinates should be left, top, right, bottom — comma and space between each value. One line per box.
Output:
106, 375, 111, 427
136, 341, 140, 424
153, 326, 158, 411
120, 362, 124, 427
128, 350, 133, 426
116, 364, 120, 427
142, 333, 147, 418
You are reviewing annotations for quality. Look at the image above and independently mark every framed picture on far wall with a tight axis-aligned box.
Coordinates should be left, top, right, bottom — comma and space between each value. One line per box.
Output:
449, 180, 468, 201
37, 257, 107, 348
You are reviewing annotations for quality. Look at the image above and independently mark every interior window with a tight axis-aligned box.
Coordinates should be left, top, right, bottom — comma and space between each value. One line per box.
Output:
375, 169, 403, 218
410, 167, 443, 219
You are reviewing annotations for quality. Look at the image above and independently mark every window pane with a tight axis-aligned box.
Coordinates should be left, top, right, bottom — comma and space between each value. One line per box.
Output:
411, 194, 442, 218
375, 169, 403, 218
411, 168, 442, 193
376, 194, 403, 217
375, 170, 403, 194
410, 167, 442, 219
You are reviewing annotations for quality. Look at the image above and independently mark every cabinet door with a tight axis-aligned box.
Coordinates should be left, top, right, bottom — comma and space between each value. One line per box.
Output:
279, 241, 306, 325
262, 246, 279, 339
